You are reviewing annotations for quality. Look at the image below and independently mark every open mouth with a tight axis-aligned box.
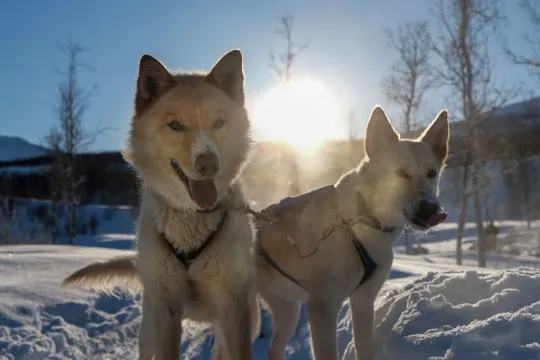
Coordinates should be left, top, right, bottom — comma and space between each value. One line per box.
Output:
411, 212, 448, 229
406, 204, 448, 230
170, 159, 218, 210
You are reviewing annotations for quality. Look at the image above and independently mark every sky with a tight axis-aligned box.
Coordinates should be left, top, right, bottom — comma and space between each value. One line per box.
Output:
0, 0, 537, 152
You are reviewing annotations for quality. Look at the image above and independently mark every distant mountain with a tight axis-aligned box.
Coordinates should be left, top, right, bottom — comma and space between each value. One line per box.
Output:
0, 135, 49, 162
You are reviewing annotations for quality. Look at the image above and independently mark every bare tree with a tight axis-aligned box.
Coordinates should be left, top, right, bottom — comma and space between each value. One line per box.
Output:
382, 21, 432, 255
503, 0, 540, 79
515, 159, 536, 228
269, 13, 309, 196
502, 0, 540, 228
428, 0, 519, 267
382, 21, 432, 135
43, 37, 105, 245
501, 13, 540, 242
501, 112, 540, 229
43, 129, 62, 244
270, 13, 309, 83
0, 191, 14, 245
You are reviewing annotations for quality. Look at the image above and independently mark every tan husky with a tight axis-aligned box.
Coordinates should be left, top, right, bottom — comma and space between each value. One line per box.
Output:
62, 50, 260, 360
254, 106, 450, 360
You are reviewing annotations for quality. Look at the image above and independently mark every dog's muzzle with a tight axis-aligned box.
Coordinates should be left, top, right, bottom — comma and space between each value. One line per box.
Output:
411, 200, 448, 229
194, 151, 219, 178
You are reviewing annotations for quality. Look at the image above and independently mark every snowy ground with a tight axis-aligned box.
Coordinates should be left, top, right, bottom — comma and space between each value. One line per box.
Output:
1, 245, 538, 360
0, 244, 481, 360
372, 267, 540, 360
1, 200, 540, 359
405, 220, 540, 270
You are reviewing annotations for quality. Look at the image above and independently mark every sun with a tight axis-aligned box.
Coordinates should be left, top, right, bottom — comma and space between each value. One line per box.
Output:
250, 78, 342, 154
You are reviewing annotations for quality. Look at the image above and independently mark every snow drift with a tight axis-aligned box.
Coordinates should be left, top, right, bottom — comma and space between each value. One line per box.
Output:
368, 267, 540, 360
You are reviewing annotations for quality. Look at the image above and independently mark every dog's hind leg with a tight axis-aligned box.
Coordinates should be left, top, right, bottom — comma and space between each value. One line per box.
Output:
263, 292, 300, 360
306, 297, 341, 360
138, 291, 155, 360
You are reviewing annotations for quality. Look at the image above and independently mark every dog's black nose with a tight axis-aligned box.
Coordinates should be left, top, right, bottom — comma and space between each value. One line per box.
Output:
195, 152, 219, 177
416, 200, 439, 220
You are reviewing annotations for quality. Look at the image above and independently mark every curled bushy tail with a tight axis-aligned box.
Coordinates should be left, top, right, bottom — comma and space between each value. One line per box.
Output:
61, 255, 141, 294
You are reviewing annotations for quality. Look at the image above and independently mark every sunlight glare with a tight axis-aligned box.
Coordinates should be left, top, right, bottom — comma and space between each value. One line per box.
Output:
251, 78, 342, 153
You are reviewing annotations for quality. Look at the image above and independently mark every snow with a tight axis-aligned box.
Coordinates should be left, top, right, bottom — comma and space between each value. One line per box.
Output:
0, 243, 412, 360
1, 199, 540, 359
2, 243, 539, 360
402, 220, 540, 270
0, 136, 48, 163
4, 199, 136, 246
371, 268, 540, 360
0, 246, 141, 360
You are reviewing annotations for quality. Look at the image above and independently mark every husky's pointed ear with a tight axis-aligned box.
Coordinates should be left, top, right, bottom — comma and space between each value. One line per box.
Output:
364, 106, 399, 160
419, 110, 450, 163
205, 49, 245, 104
135, 55, 176, 116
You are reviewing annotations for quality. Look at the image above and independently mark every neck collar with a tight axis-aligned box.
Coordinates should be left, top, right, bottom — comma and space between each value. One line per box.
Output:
346, 215, 395, 234
345, 192, 395, 233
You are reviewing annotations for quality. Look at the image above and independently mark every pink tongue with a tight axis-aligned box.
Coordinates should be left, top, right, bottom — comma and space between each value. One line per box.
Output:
188, 178, 218, 210
426, 211, 448, 228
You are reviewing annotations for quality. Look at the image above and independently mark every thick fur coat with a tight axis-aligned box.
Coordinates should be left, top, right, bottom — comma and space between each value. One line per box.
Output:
63, 50, 260, 360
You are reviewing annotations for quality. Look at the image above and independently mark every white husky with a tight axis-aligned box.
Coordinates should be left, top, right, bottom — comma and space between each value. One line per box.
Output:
62, 49, 260, 360
254, 105, 450, 360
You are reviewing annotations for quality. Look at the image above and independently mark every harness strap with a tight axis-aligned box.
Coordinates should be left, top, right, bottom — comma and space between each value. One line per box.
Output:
162, 210, 228, 269
257, 215, 388, 292
255, 241, 310, 292
351, 193, 395, 234
351, 216, 395, 234
344, 226, 378, 286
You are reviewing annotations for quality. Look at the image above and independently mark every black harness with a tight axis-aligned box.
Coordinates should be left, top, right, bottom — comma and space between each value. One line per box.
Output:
158, 188, 393, 291
255, 240, 310, 291
161, 210, 228, 269
256, 212, 394, 292
345, 221, 392, 286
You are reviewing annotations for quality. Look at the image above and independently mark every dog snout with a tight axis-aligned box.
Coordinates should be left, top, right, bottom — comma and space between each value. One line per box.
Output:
194, 152, 219, 177
416, 200, 439, 219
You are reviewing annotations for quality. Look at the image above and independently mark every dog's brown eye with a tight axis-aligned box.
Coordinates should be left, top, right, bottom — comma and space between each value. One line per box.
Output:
212, 118, 225, 129
167, 120, 187, 132
396, 169, 411, 180
427, 169, 437, 178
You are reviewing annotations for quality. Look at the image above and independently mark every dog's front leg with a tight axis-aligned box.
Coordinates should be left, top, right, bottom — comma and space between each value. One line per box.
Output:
217, 294, 253, 360
306, 298, 341, 360
152, 297, 183, 360
349, 293, 375, 360
138, 291, 155, 360
210, 333, 225, 360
